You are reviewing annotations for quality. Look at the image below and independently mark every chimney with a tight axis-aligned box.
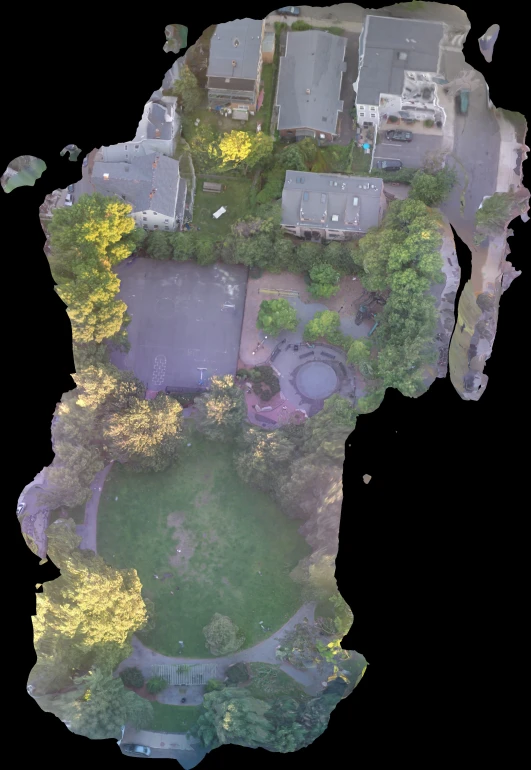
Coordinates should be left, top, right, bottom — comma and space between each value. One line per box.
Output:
155, 128, 160, 137
232, 60, 237, 67
306, 89, 311, 94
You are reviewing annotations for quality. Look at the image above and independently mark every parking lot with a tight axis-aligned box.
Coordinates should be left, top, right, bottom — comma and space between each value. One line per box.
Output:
373, 131, 443, 170
111, 259, 248, 391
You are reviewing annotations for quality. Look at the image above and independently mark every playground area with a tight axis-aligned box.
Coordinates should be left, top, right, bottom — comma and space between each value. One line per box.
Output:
111, 259, 248, 391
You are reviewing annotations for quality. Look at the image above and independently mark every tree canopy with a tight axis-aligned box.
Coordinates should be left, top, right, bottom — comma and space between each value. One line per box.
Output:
194, 375, 247, 441
308, 264, 341, 299
193, 687, 273, 749
203, 613, 245, 656
409, 167, 457, 207
32, 519, 148, 694
172, 65, 203, 113
256, 298, 298, 337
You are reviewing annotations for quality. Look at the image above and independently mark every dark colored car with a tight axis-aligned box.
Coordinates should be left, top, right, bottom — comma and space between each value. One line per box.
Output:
67, 184, 75, 193
375, 159, 403, 170
456, 89, 470, 115
277, 6, 300, 15
385, 130, 413, 142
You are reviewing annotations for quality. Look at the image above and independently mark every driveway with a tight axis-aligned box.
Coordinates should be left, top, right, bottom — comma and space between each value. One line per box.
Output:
373, 133, 443, 170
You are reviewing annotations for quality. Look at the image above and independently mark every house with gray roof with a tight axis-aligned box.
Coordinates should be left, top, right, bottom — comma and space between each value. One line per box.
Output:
281, 170, 385, 242
354, 15, 449, 127
275, 30, 347, 142
92, 153, 187, 232
207, 18, 265, 113
101, 96, 180, 163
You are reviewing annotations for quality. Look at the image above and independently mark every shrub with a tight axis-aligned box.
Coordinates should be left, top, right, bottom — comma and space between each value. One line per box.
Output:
251, 365, 280, 402
205, 679, 226, 693
388, 115, 399, 123
119, 667, 144, 688
424, 119, 435, 128
226, 662, 250, 685
249, 266, 263, 279
291, 20, 313, 31
146, 676, 168, 695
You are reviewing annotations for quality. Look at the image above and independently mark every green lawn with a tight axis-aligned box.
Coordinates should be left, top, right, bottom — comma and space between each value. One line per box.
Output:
192, 178, 255, 236
246, 663, 309, 703
146, 703, 201, 733
258, 63, 274, 135
97, 437, 310, 657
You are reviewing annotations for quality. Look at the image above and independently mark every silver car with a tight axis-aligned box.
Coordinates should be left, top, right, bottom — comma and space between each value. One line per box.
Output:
122, 744, 151, 757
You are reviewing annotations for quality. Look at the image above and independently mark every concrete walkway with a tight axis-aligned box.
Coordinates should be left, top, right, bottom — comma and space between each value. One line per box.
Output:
77, 462, 114, 553
118, 602, 325, 696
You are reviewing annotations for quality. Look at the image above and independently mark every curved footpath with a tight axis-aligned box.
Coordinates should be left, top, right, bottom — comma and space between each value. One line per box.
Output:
118, 601, 324, 695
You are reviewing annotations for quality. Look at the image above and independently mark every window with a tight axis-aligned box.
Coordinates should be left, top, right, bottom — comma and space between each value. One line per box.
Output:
153, 212, 158, 215
143, 225, 148, 230
124, 145, 128, 150
143, 211, 147, 214
164, 219, 169, 223
165, 226, 170, 230
135, 144, 139, 149
153, 225, 159, 229
143, 217, 147, 221
303, 192, 309, 201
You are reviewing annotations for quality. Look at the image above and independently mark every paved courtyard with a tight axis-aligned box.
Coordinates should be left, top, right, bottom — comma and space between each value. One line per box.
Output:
111, 259, 248, 391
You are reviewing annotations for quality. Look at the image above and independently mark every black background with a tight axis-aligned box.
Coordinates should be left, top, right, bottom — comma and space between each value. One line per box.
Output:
4, 2, 528, 767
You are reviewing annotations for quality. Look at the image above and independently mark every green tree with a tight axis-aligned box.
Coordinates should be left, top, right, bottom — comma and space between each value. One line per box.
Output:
277, 144, 306, 171
217, 131, 253, 168
356, 387, 385, 414
104, 393, 183, 471
324, 241, 356, 275
203, 614, 245, 656
226, 662, 250, 685
40, 443, 104, 510
246, 132, 275, 171
303, 310, 340, 342
234, 427, 296, 492
119, 667, 145, 688
172, 65, 203, 113
194, 375, 247, 441
144, 230, 174, 260
146, 676, 169, 694
290, 553, 338, 602
308, 264, 341, 299
256, 298, 298, 337
409, 167, 457, 207
346, 338, 371, 366
279, 456, 342, 522
31, 519, 148, 693
189, 122, 221, 171
71, 668, 153, 740
474, 191, 521, 240
192, 687, 273, 749
293, 241, 323, 272
302, 394, 357, 462
205, 678, 226, 693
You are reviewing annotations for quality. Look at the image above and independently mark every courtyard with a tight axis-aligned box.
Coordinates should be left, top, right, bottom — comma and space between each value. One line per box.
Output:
111, 258, 248, 391
97, 436, 310, 657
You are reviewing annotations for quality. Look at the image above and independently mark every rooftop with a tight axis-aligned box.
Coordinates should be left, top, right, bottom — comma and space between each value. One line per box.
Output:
276, 30, 347, 132
357, 15, 444, 105
282, 171, 383, 233
92, 153, 182, 218
207, 18, 263, 80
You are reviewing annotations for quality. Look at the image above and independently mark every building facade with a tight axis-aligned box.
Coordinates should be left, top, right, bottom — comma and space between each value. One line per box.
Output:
353, 15, 451, 128
281, 170, 385, 242
92, 153, 187, 232
101, 96, 181, 163
276, 30, 347, 142
207, 18, 265, 112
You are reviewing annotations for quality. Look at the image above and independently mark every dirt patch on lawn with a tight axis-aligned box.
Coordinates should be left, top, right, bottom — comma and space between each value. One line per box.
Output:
167, 512, 197, 568
195, 491, 213, 507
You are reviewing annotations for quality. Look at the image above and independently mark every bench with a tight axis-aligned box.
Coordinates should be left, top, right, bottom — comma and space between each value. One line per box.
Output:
321, 351, 336, 359
299, 351, 315, 359
203, 182, 222, 193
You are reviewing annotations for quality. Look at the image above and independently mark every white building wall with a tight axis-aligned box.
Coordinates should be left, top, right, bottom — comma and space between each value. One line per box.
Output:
132, 209, 176, 231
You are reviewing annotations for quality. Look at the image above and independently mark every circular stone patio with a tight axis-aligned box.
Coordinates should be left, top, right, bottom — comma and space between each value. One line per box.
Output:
295, 361, 338, 400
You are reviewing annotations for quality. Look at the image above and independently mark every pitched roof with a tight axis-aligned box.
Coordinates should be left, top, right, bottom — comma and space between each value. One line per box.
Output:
276, 30, 347, 133
207, 19, 263, 80
357, 15, 444, 105
92, 153, 182, 218
146, 102, 173, 140
281, 170, 383, 233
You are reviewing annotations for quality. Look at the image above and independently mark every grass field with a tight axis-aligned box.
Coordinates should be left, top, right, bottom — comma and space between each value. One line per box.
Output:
97, 437, 310, 657
146, 703, 201, 733
192, 178, 255, 236
246, 663, 309, 703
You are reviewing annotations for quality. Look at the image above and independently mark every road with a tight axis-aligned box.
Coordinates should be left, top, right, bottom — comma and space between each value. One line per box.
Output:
73, 156, 96, 201
440, 81, 501, 241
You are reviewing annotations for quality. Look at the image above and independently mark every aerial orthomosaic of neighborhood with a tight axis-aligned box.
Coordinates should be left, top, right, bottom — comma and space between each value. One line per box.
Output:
16, 3, 528, 765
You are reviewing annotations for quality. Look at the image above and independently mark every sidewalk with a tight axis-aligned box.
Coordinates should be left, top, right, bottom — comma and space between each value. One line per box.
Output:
77, 463, 114, 553
494, 114, 527, 193
122, 729, 195, 751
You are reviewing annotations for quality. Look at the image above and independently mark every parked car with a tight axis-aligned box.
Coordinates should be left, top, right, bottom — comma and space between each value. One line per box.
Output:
121, 744, 151, 757
375, 159, 403, 170
385, 130, 413, 142
17, 502, 26, 517
456, 89, 470, 115
82, 157, 88, 167
64, 193, 74, 206
67, 184, 75, 193
277, 6, 300, 15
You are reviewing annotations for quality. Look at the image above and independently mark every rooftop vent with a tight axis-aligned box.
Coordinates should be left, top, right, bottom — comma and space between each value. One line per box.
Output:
155, 129, 161, 137
306, 89, 311, 94
331, 214, 339, 222
233, 38, 240, 47
398, 51, 408, 60
353, 197, 359, 206
103, 173, 109, 180
232, 60, 237, 67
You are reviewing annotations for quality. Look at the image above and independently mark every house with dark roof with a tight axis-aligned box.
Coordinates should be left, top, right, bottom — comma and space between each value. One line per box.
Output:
275, 30, 347, 142
92, 153, 187, 232
207, 18, 265, 113
353, 15, 449, 127
101, 96, 180, 163
281, 170, 385, 242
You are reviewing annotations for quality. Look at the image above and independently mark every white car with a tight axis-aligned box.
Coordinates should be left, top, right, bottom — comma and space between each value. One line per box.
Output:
65, 193, 73, 206
122, 744, 151, 757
